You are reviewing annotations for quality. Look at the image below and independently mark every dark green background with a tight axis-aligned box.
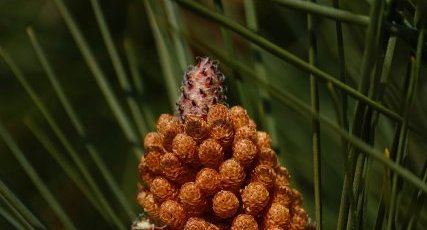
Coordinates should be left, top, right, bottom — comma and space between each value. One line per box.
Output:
0, 0, 426, 229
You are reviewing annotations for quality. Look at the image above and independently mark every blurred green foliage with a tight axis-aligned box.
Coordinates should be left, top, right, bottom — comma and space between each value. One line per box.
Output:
0, 0, 426, 229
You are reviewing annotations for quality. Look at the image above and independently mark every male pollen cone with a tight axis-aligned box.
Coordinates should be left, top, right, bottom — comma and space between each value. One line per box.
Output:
179, 182, 208, 216
241, 182, 270, 216
195, 168, 221, 196
212, 190, 240, 219
231, 214, 259, 230
251, 164, 276, 191
184, 217, 220, 230
135, 57, 312, 230
198, 138, 224, 169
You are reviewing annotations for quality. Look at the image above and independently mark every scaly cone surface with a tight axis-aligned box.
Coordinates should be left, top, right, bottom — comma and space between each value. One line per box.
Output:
134, 57, 313, 230
177, 57, 226, 121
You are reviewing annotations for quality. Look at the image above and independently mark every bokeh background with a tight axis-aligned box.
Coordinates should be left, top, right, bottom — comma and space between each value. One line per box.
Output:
0, 0, 426, 229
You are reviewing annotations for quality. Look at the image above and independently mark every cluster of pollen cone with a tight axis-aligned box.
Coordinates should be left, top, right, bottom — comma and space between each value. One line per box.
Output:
136, 57, 311, 230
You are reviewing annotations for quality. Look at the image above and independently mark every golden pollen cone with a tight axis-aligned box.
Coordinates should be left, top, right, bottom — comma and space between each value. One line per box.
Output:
232, 138, 258, 168
241, 182, 270, 216
195, 167, 221, 196
198, 138, 224, 169
231, 214, 259, 230
212, 190, 240, 219
219, 158, 246, 191
150, 177, 177, 203
159, 200, 187, 229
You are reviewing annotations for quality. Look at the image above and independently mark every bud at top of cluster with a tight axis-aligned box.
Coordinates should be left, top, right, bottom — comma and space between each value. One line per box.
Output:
177, 57, 226, 121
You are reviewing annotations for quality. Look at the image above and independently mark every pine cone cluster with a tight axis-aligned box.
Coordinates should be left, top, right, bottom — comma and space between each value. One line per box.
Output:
136, 57, 311, 229
137, 104, 310, 229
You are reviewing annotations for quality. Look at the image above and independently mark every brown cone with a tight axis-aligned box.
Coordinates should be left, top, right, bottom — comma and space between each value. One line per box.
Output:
172, 133, 198, 165
150, 177, 177, 203
251, 164, 276, 191
219, 159, 246, 191
159, 200, 187, 229
198, 139, 224, 169
212, 190, 240, 219
232, 139, 258, 168
231, 214, 259, 230
136, 190, 160, 222
179, 182, 208, 216
195, 168, 221, 196
241, 182, 270, 216
263, 203, 290, 229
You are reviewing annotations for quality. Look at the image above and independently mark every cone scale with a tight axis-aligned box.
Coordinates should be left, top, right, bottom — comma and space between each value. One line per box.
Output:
134, 57, 312, 230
